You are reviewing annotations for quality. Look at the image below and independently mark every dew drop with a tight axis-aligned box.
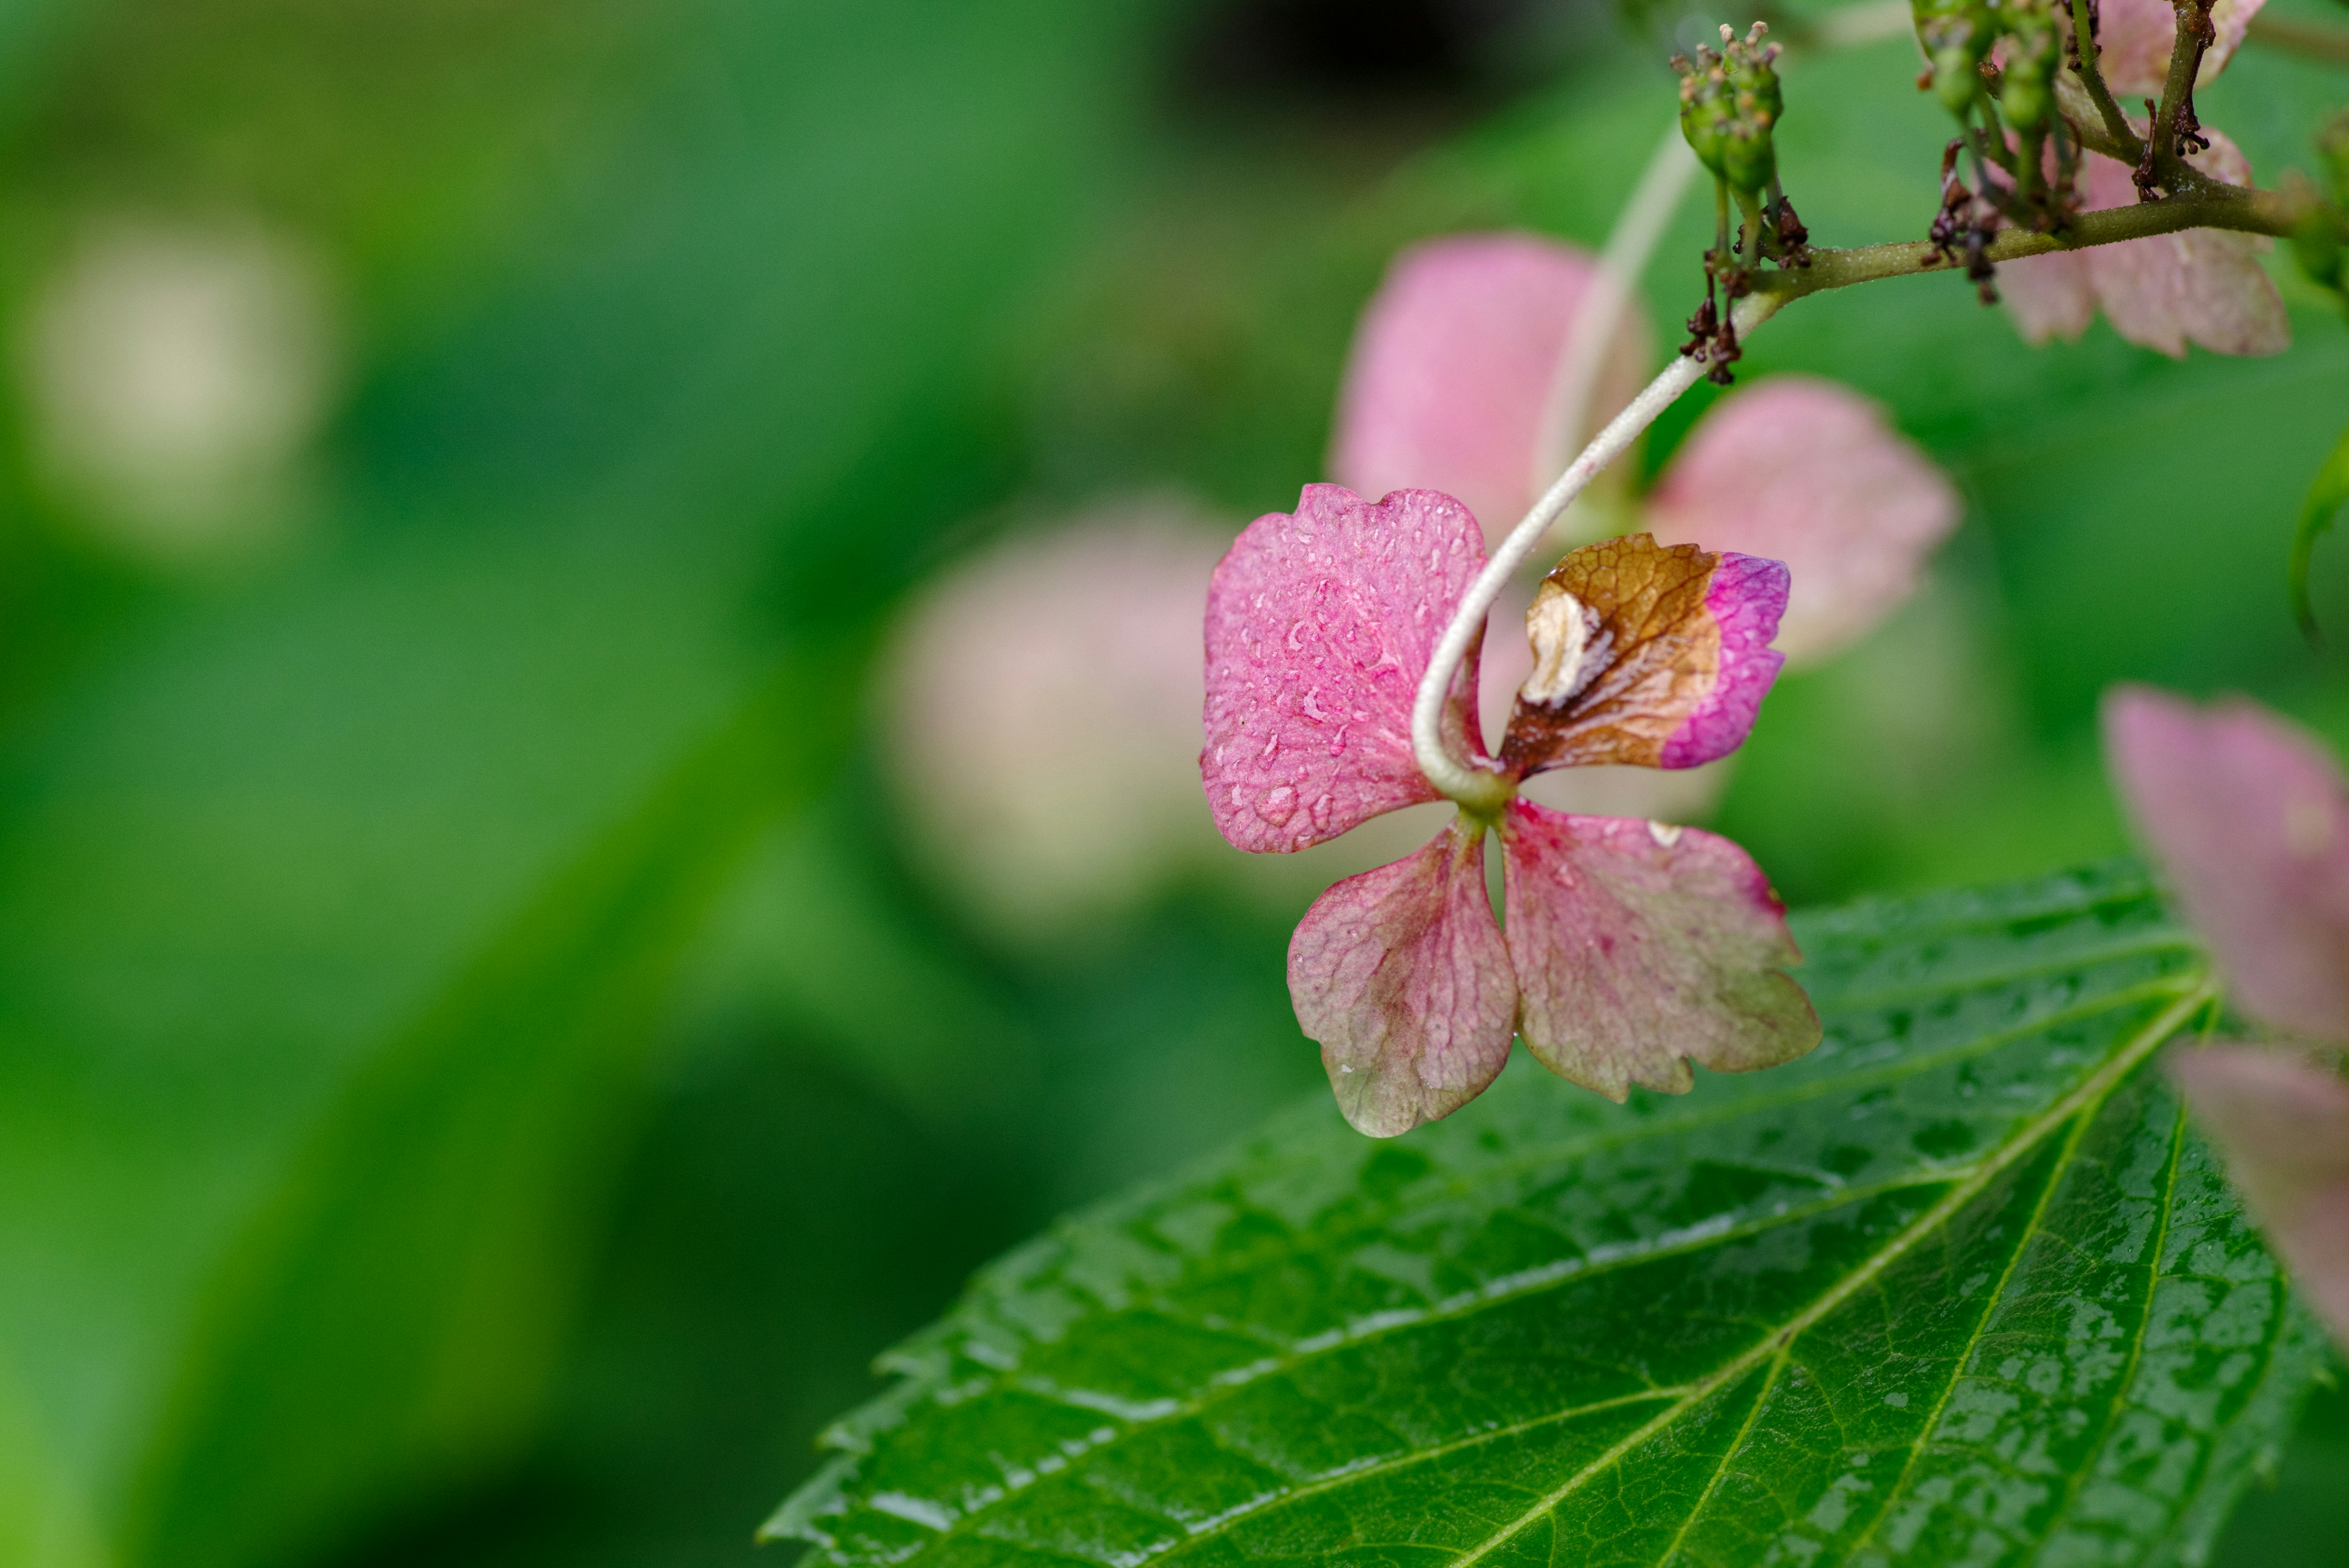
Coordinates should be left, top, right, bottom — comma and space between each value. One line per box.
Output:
1256, 787, 1298, 826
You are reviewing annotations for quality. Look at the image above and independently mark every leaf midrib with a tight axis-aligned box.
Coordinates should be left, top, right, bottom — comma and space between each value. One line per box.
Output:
859, 980, 2211, 1565
928, 970, 2194, 1384
1436, 982, 2216, 1568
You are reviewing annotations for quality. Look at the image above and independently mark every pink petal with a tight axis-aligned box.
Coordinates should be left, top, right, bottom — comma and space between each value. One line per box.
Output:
888, 504, 1226, 926
2167, 1046, 2349, 1350
1646, 377, 1960, 664
1330, 233, 1652, 547
2104, 686, 2349, 1042
2095, 0, 2265, 96
1499, 801, 1819, 1101
2078, 133, 2288, 359
1288, 817, 1518, 1136
1999, 248, 2098, 346
1500, 533, 1787, 776
1203, 484, 1487, 853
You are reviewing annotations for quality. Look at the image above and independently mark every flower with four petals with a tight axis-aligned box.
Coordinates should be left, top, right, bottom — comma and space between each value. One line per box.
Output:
1202, 484, 1821, 1136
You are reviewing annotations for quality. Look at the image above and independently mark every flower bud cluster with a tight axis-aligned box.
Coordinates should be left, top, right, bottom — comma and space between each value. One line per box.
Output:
1674, 24, 1781, 197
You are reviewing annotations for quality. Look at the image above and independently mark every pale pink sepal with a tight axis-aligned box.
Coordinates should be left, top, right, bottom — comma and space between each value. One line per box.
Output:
1998, 248, 2098, 346
1646, 377, 1959, 664
1499, 801, 1819, 1102
2084, 134, 2286, 359
2168, 1046, 2349, 1350
2104, 686, 2349, 1043
1288, 819, 1519, 1137
1203, 484, 1486, 853
2095, 0, 2266, 97
1330, 233, 1650, 547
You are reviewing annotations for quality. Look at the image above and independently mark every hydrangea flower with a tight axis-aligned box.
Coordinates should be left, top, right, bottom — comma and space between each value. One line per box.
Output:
2104, 685, 2349, 1345
1203, 484, 1820, 1136
1331, 233, 1958, 666
1997, 1, 2285, 359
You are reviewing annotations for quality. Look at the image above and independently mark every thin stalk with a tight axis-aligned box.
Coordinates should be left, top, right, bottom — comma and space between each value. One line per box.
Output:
2067, 0, 2145, 157
1409, 292, 1783, 811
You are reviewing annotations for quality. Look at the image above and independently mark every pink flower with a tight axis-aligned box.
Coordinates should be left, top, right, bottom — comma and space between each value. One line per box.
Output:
1203, 485, 1819, 1135
2093, 0, 2265, 98
1999, 130, 2287, 357
2104, 686, 2349, 1345
1330, 234, 1650, 548
1331, 234, 1957, 666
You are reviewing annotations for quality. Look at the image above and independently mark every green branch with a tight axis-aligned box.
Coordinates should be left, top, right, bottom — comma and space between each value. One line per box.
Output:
1749, 179, 2299, 303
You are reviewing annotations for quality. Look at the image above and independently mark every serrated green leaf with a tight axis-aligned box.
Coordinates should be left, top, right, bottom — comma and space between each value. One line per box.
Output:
766, 863, 2330, 1568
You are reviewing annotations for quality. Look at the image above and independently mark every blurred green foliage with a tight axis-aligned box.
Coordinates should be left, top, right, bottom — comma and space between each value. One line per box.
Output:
0, 1, 2337, 1567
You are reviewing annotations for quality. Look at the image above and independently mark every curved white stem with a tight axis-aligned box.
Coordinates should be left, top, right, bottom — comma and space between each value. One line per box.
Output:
1409, 292, 1781, 809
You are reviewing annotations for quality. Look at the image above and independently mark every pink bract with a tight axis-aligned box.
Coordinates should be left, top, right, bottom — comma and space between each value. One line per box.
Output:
2095, 0, 2265, 97
1998, 131, 2288, 359
2167, 1046, 2349, 1349
1289, 819, 1518, 1137
2104, 686, 2349, 1042
1203, 486, 1817, 1135
1201, 485, 1485, 853
1646, 376, 1960, 663
1501, 803, 1816, 1101
1330, 233, 1650, 546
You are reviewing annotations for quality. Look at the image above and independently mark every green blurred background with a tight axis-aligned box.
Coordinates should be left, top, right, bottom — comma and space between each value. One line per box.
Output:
0, 2, 2340, 1566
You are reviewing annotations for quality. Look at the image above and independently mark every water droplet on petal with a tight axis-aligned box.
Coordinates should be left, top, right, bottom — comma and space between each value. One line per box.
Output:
1257, 786, 1297, 827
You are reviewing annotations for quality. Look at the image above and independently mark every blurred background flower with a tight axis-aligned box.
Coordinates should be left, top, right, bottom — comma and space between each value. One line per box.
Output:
20, 215, 337, 562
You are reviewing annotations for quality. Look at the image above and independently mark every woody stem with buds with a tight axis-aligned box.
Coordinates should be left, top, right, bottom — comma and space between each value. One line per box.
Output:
1405, 172, 2305, 807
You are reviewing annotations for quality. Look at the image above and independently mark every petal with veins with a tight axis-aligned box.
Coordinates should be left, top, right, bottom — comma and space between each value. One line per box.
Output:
2078, 133, 2288, 359
1501, 802, 1819, 1101
1330, 233, 1650, 547
1500, 533, 1787, 776
1203, 484, 1487, 853
1647, 376, 1959, 664
1289, 819, 1518, 1137
1998, 247, 2098, 345
2104, 686, 2349, 1042
2095, 0, 2265, 97
2168, 1046, 2349, 1350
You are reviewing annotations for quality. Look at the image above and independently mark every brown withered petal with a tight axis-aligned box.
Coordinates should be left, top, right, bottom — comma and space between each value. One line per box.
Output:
1499, 533, 1788, 778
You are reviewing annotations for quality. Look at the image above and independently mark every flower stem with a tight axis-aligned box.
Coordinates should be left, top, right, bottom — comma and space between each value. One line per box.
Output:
1405, 172, 2307, 807
1409, 291, 1784, 812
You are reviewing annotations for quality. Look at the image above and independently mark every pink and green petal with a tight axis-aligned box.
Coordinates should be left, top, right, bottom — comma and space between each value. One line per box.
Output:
1499, 802, 1819, 1101
1998, 247, 2098, 346
1500, 533, 1789, 777
1645, 376, 1960, 663
2167, 1046, 2349, 1349
2104, 687, 2349, 1042
1288, 819, 1518, 1137
1203, 484, 1488, 854
1329, 234, 1651, 548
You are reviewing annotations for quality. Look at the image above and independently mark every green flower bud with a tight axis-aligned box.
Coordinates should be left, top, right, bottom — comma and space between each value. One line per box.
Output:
1674, 23, 1781, 196
1913, 0, 1991, 116
1996, 0, 2060, 132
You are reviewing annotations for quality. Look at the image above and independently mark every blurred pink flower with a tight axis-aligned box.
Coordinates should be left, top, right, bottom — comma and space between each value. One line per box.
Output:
2000, 132, 2287, 359
2093, 0, 2265, 97
1203, 485, 1818, 1135
887, 503, 1226, 931
2104, 685, 2349, 1345
1330, 234, 1650, 548
1332, 233, 1958, 667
